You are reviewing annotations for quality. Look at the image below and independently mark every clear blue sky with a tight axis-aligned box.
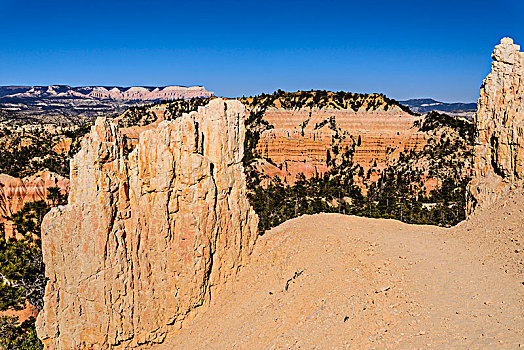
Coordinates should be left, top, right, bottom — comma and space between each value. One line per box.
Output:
0, 0, 522, 102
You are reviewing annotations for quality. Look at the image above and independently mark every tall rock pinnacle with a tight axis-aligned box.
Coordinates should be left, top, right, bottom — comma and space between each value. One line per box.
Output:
36, 99, 259, 348
468, 37, 524, 212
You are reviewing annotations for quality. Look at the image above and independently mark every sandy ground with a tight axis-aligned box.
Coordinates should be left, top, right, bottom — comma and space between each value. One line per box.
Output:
162, 195, 523, 349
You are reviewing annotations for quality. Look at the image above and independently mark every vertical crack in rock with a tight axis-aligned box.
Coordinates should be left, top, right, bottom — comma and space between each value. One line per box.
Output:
468, 37, 524, 213
36, 99, 259, 349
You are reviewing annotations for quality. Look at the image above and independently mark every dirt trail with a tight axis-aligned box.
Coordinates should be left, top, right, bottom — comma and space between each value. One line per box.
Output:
162, 210, 523, 349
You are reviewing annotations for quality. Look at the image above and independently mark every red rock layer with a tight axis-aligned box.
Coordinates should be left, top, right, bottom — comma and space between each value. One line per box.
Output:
256, 108, 428, 182
0, 171, 69, 237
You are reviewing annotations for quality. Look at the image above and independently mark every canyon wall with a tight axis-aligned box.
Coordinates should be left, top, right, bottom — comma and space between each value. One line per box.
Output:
36, 99, 259, 348
468, 38, 524, 212
0, 171, 69, 219
255, 106, 429, 182
0, 170, 69, 236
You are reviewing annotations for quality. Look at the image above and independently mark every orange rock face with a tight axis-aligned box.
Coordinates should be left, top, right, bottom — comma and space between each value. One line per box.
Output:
255, 107, 429, 183
36, 99, 258, 349
0, 171, 69, 236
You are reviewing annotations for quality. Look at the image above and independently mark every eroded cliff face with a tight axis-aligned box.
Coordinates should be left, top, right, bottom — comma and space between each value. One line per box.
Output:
468, 38, 524, 212
0, 171, 69, 219
0, 170, 69, 237
256, 107, 428, 182
36, 99, 259, 348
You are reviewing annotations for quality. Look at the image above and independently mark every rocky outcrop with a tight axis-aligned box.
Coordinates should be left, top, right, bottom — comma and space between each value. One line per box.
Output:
468, 38, 524, 212
36, 99, 259, 348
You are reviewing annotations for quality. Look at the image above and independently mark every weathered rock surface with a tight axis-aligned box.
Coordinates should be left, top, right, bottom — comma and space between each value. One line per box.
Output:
36, 99, 258, 348
468, 38, 524, 212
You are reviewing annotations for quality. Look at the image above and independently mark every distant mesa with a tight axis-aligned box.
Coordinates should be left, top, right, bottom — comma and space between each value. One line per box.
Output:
0, 85, 214, 101
400, 98, 477, 119
0, 85, 214, 124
